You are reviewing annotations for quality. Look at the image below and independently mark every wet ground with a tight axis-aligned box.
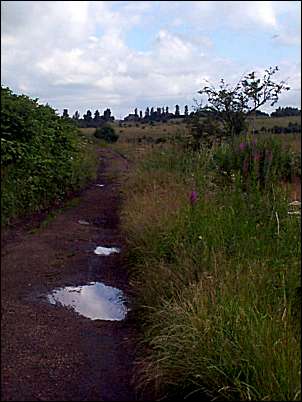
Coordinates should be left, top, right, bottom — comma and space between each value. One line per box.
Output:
1, 148, 148, 401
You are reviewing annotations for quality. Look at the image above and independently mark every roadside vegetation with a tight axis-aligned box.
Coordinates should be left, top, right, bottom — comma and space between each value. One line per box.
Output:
117, 68, 301, 401
1, 86, 99, 226
119, 138, 300, 401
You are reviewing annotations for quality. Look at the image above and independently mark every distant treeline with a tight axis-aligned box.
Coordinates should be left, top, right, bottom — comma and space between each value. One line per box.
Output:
123, 105, 190, 122
62, 108, 114, 128
270, 106, 301, 117
61, 105, 301, 127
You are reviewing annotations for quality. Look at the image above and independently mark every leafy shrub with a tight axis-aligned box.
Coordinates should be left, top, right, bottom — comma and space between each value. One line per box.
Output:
94, 124, 119, 143
1, 86, 98, 225
187, 115, 226, 149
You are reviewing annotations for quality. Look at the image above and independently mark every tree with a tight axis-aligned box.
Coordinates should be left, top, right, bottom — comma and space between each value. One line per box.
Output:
145, 107, 150, 118
72, 111, 80, 120
83, 110, 92, 122
198, 66, 290, 137
62, 109, 69, 118
94, 110, 101, 122
139, 110, 143, 119
165, 106, 169, 114
184, 105, 188, 116
175, 105, 180, 117
134, 108, 138, 117
103, 108, 111, 121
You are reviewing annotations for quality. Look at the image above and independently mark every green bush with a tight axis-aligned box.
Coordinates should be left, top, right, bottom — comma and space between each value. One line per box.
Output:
94, 124, 119, 143
1, 86, 98, 225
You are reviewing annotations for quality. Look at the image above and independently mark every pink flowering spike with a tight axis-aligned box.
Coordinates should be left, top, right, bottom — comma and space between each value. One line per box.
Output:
190, 191, 198, 205
239, 143, 246, 151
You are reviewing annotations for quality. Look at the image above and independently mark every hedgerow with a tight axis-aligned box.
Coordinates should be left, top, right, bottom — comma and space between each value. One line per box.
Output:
1, 86, 98, 225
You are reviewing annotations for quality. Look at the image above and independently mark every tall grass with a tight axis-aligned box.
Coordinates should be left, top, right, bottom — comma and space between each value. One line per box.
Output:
120, 140, 301, 401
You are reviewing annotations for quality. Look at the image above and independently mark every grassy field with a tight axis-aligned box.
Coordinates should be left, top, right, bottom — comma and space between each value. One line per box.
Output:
247, 115, 301, 131
112, 122, 301, 401
80, 115, 301, 152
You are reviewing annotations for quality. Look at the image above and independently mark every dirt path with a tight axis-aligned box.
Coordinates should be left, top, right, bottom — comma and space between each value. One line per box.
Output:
1, 148, 146, 401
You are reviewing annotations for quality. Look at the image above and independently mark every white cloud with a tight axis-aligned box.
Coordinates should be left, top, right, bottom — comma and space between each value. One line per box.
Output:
1, 1, 300, 117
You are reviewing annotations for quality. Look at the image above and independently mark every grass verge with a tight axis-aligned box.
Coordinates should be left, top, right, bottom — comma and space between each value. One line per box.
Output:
120, 141, 301, 401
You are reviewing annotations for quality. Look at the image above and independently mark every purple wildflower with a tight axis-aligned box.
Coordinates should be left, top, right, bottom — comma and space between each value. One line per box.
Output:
190, 191, 198, 205
239, 143, 246, 152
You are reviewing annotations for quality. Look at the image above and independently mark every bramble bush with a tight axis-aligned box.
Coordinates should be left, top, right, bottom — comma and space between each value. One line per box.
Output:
1, 86, 98, 225
94, 124, 119, 143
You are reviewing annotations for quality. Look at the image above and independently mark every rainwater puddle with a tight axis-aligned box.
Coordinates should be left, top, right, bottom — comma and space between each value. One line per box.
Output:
78, 219, 90, 225
94, 246, 120, 256
47, 282, 128, 321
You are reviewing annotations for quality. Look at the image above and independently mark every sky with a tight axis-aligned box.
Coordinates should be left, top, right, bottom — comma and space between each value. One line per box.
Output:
1, 0, 301, 119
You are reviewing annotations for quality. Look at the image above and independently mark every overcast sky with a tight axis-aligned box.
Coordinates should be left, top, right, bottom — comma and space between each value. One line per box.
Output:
1, 0, 301, 119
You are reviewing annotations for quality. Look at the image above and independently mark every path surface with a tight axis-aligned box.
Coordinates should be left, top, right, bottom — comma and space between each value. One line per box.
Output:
1, 148, 145, 401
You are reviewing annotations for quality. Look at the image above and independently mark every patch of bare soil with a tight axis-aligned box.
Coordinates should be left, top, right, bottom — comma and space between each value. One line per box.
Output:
1, 148, 149, 401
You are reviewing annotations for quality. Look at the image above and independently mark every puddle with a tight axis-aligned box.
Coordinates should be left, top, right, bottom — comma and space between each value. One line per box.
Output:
94, 246, 120, 256
78, 219, 90, 225
47, 282, 128, 321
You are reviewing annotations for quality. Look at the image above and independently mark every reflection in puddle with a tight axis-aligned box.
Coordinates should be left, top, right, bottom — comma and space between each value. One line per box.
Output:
94, 246, 120, 256
47, 282, 128, 320
78, 219, 90, 225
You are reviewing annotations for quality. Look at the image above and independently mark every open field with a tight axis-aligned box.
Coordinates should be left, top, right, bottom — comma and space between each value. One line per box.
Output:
247, 115, 301, 131
80, 115, 301, 153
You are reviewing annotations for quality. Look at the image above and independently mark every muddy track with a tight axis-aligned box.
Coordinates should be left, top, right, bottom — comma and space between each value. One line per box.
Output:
1, 148, 147, 402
